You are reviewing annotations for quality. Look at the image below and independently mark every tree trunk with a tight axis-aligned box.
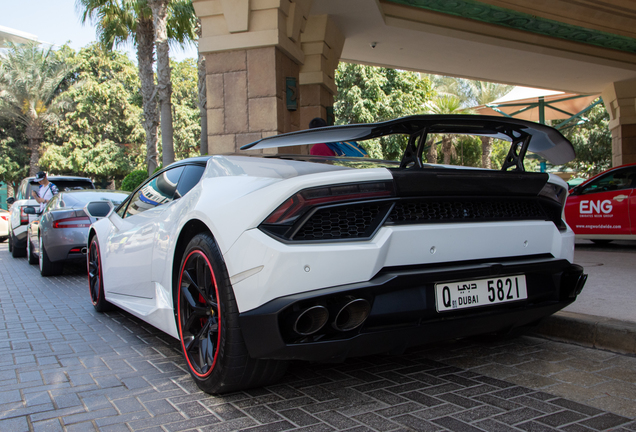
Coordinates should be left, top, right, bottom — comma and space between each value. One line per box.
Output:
149, 0, 174, 167
426, 138, 437, 164
26, 119, 43, 176
28, 138, 40, 176
442, 136, 453, 165
481, 136, 492, 169
137, 18, 159, 176
196, 19, 208, 156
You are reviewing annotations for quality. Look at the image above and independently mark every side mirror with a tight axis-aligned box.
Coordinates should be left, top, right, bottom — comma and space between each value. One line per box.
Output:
23, 206, 38, 215
6, 197, 15, 205
85, 200, 114, 219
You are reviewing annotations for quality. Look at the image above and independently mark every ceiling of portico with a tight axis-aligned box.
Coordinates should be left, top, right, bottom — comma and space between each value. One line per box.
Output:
308, 0, 636, 94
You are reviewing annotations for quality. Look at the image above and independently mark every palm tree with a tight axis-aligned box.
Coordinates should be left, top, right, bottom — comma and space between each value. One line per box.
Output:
423, 94, 472, 164
424, 76, 513, 168
148, 0, 196, 166
461, 81, 513, 169
0, 43, 72, 175
78, 0, 159, 175
77, 0, 196, 173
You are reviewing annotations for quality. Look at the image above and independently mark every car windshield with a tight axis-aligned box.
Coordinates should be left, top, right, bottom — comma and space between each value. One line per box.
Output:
61, 191, 129, 208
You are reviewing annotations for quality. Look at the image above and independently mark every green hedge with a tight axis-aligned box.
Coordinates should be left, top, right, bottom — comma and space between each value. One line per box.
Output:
121, 170, 148, 192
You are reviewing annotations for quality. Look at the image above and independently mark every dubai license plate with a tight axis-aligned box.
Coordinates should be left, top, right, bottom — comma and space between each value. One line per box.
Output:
435, 275, 527, 312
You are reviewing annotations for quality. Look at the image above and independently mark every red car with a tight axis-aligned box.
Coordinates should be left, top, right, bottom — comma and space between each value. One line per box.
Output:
564, 163, 636, 243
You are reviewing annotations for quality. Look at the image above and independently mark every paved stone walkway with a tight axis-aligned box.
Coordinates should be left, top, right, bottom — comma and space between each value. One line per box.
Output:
0, 243, 635, 431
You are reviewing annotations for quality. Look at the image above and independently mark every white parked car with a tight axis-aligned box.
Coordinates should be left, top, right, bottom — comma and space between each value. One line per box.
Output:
86, 115, 587, 394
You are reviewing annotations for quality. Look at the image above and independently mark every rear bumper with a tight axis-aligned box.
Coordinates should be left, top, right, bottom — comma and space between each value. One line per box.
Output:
239, 257, 586, 362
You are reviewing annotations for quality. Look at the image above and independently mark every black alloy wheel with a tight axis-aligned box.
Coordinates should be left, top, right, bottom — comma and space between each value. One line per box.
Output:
176, 233, 287, 394
39, 236, 62, 276
88, 236, 113, 312
178, 249, 221, 379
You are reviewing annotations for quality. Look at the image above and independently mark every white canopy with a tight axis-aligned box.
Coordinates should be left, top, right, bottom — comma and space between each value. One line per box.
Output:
473, 87, 600, 123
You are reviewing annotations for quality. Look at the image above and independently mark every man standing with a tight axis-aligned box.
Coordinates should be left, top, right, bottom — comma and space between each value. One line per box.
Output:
31, 171, 58, 212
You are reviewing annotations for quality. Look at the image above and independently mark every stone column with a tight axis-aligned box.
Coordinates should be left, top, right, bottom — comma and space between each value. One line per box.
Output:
194, 0, 313, 154
602, 80, 636, 166
299, 15, 345, 133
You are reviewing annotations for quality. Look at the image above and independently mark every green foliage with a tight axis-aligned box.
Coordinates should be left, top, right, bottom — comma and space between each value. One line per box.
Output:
171, 59, 201, 160
0, 119, 29, 193
450, 136, 482, 167
334, 63, 433, 160
560, 102, 612, 177
39, 44, 143, 184
121, 169, 148, 191
0, 42, 73, 174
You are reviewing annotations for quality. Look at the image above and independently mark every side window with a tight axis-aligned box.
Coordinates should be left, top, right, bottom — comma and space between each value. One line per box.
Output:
175, 165, 206, 199
580, 168, 636, 195
123, 166, 185, 218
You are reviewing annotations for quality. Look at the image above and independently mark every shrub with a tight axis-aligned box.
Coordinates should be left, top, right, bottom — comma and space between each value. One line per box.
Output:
121, 170, 148, 192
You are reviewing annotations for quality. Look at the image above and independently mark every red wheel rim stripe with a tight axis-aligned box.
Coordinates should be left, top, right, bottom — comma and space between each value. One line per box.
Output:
177, 249, 221, 378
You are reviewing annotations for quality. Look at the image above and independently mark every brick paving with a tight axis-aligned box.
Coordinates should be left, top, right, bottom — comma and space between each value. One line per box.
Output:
1, 243, 635, 431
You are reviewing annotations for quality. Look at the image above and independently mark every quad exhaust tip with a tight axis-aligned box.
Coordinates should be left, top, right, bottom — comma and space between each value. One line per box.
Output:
292, 305, 329, 336
332, 298, 371, 332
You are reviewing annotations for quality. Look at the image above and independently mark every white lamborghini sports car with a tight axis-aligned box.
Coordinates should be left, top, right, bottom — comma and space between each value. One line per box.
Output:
86, 115, 587, 394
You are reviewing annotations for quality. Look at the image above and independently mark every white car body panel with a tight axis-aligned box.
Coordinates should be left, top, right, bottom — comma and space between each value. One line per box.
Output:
93, 155, 575, 321
225, 221, 574, 313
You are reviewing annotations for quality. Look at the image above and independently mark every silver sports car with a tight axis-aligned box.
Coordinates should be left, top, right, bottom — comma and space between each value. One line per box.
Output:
26, 190, 129, 276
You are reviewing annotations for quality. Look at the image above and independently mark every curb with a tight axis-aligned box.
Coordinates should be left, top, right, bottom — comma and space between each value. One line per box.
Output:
532, 311, 636, 355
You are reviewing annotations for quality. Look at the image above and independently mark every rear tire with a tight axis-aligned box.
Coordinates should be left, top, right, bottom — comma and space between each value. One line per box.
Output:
88, 235, 114, 312
39, 236, 63, 276
11, 233, 26, 258
176, 233, 288, 394
27, 237, 38, 265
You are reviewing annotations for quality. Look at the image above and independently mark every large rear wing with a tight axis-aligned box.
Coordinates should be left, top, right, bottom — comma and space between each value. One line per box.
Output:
241, 115, 575, 171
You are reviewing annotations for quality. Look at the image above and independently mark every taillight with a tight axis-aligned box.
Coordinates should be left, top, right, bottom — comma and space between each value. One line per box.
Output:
260, 181, 395, 241
264, 181, 394, 226
20, 207, 29, 225
0, 215, 8, 221
53, 216, 91, 229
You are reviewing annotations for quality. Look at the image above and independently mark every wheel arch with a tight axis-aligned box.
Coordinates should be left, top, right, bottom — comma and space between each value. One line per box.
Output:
171, 219, 214, 304
87, 227, 97, 245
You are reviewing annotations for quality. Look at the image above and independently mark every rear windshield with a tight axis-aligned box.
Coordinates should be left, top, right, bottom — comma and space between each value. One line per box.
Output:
27, 180, 94, 198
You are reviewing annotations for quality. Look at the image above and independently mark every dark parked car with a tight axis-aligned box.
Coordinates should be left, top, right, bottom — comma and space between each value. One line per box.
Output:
26, 190, 129, 276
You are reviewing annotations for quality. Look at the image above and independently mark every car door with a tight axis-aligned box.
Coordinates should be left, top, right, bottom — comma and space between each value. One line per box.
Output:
565, 167, 636, 236
104, 166, 185, 299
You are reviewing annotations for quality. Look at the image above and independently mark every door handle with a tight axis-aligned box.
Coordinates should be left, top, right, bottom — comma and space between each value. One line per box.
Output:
613, 194, 629, 202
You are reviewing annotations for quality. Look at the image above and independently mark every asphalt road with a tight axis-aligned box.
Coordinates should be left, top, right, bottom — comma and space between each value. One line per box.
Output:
0, 242, 635, 431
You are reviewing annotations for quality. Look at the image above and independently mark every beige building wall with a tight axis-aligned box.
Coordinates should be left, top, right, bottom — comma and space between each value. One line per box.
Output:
602, 80, 636, 165
194, 0, 344, 155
